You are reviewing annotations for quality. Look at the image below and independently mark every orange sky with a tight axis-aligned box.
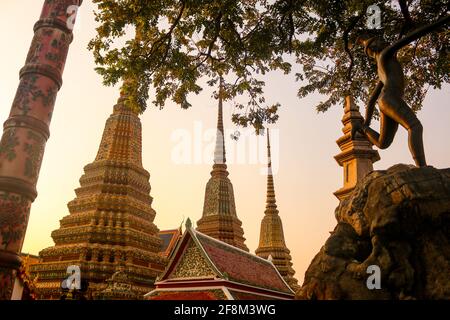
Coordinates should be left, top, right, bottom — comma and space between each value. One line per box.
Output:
0, 1, 449, 283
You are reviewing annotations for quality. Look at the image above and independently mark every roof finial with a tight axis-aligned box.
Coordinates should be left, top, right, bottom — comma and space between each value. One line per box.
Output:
185, 217, 192, 229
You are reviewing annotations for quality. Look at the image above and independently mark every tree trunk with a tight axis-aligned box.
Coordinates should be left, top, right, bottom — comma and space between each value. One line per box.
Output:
0, 0, 82, 300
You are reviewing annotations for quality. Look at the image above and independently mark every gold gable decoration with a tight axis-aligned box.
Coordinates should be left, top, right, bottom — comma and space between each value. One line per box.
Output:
168, 239, 216, 280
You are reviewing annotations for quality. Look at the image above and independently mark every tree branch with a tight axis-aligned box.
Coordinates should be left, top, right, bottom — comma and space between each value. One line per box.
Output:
144, 1, 186, 65
342, 14, 363, 83
398, 0, 414, 38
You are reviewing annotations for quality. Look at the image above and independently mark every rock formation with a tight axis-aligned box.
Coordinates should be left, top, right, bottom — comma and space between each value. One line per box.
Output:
298, 164, 450, 299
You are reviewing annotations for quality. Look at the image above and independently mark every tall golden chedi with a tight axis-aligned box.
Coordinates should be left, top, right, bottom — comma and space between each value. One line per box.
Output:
196, 82, 248, 251
256, 129, 299, 291
31, 90, 166, 299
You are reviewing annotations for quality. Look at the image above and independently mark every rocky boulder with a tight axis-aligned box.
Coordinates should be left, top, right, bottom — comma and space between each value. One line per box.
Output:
298, 164, 450, 299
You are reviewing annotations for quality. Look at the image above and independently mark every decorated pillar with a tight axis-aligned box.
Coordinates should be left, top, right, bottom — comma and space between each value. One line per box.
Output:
334, 96, 380, 201
0, 0, 82, 299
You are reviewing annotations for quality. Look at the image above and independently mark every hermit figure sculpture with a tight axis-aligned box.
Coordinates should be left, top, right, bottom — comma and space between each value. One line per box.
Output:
353, 15, 449, 167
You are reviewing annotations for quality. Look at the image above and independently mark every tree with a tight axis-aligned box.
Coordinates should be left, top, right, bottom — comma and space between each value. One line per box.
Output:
289, 0, 449, 113
88, 0, 449, 131
88, 0, 287, 132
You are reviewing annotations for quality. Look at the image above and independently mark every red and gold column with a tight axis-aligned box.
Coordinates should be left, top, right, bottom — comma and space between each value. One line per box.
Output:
0, 0, 82, 299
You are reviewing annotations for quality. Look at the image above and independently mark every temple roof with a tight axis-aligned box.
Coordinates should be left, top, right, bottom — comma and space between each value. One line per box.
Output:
195, 232, 291, 294
158, 228, 182, 257
146, 223, 294, 300
227, 290, 277, 300
149, 289, 228, 300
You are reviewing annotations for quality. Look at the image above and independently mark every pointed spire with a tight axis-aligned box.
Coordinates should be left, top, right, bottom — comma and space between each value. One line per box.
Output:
256, 129, 299, 291
267, 128, 272, 171
266, 129, 277, 213
94, 85, 143, 166
213, 77, 226, 166
196, 77, 248, 252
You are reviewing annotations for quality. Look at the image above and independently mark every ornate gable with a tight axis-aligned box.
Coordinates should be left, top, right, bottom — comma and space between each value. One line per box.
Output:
168, 239, 217, 279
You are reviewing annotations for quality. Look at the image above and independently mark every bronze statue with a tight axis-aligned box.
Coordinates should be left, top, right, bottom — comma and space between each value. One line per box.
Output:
353, 15, 449, 167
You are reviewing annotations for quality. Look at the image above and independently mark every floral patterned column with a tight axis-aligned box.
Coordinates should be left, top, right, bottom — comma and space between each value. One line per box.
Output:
0, 0, 82, 299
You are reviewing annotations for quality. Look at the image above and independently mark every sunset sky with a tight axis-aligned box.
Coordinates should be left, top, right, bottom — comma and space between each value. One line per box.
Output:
1, 1, 449, 283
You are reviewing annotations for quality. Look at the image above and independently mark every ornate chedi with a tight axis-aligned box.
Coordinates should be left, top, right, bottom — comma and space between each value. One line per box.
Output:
255, 129, 299, 292
30, 91, 166, 299
334, 96, 380, 201
0, 0, 82, 299
196, 83, 248, 251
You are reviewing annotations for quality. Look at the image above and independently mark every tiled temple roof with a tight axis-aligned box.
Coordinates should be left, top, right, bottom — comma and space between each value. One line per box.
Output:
195, 232, 293, 295
146, 224, 294, 300
158, 228, 182, 257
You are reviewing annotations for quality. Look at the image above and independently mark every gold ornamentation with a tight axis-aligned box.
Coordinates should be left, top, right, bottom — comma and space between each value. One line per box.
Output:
31, 94, 166, 299
169, 241, 215, 279
255, 129, 299, 291
196, 83, 248, 251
